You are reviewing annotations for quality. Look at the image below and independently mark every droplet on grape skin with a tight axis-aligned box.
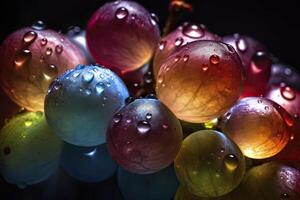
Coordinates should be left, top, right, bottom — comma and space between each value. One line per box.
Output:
43, 64, 58, 80
23, 31, 37, 44
95, 82, 105, 95
175, 37, 184, 47
182, 24, 204, 38
174, 130, 245, 197
236, 37, 247, 52
55, 45, 63, 54
220, 97, 291, 159
40, 38, 48, 46
159, 41, 166, 50
251, 51, 272, 74
14, 49, 32, 67
45, 47, 53, 56
183, 55, 189, 62
113, 113, 122, 124
0, 112, 62, 188
281, 86, 296, 100
31, 20, 46, 30
107, 99, 182, 174
82, 71, 94, 83
115, 7, 129, 20
156, 41, 243, 123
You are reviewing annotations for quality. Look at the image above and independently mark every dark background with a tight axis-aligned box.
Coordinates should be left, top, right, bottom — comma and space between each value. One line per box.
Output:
1, 0, 299, 69
0, 0, 299, 199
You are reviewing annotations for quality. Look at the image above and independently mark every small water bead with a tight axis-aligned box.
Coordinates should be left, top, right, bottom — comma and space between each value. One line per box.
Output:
3, 147, 11, 155
43, 64, 58, 80
137, 120, 151, 135
183, 55, 189, 62
40, 38, 48, 46
280, 193, 289, 199
145, 94, 157, 99
113, 113, 122, 124
251, 51, 271, 72
82, 72, 94, 83
209, 54, 220, 65
224, 154, 239, 171
125, 96, 135, 104
55, 45, 63, 54
31, 20, 46, 30
85, 89, 92, 95
162, 124, 168, 129
53, 82, 62, 91
24, 120, 33, 127
175, 37, 184, 47
202, 64, 209, 71
23, 31, 37, 44
174, 55, 181, 62
115, 7, 129, 20
280, 86, 296, 100
95, 83, 105, 95
14, 49, 32, 67
150, 13, 159, 25
236, 37, 247, 52
182, 24, 204, 38
159, 41, 166, 50
45, 47, 53, 56
145, 113, 152, 120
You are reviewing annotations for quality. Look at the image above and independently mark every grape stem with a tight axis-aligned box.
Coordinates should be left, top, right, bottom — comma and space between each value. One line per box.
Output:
163, 0, 193, 36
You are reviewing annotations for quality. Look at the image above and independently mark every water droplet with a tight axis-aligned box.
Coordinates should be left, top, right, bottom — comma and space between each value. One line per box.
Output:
24, 120, 32, 127
280, 193, 289, 199
159, 41, 166, 50
40, 38, 48, 46
115, 7, 129, 20
23, 31, 37, 44
53, 82, 62, 91
3, 147, 11, 155
224, 154, 239, 171
32, 20, 46, 30
145, 94, 157, 99
146, 113, 152, 120
95, 83, 105, 95
220, 148, 225, 153
133, 83, 139, 87
174, 55, 181, 62
209, 54, 220, 65
43, 64, 58, 80
236, 37, 247, 52
131, 13, 137, 20
85, 89, 92, 95
106, 82, 111, 87
202, 64, 209, 71
264, 106, 269, 111
257, 99, 263, 104
157, 77, 163, 84
137, 121, 151, 135
82, 72, 94, 83
175, 37, 184, 47
281, 86, 296, 100
251, 51, 271, 73
14, 49, 32, 67
150, 13, 159, 25
162, 124, 168, 129
183, 55, 189, 62
125, 96, 135, 104
226, 44, 236, 53
46, 47, 53, 56
182, 24, 204, 38
55, 45, 63, 54
113, 113, 122, 124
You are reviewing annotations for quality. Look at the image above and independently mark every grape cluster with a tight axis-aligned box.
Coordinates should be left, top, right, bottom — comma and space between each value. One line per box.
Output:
1, 0, 300, 200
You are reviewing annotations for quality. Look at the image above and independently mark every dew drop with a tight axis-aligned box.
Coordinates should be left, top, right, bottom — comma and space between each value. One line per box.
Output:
174, 55, 181, 62
3, 147, 11, 155
281, 86, 296, 100
43, 64, 58, 80
14, 49, 32, 67
280, 193, 289, 199
257, 99, 263, 104
23, 31, 37, 44
46, 47, 53, 56
115, 7, 129, 20
125, 96, 135, 104
183, 55, 189, 62
202, 64, 209, 71
145, 94, 157, 99
95, 83, 105, 95
182, 24, 204, 38
175, 37, 184, 47
162, 124, 168, 129
113, 113, 122, 124
137, 121, 151, 135
226, 44, 236, 53
224, 154, 239, 171
146, 113, 152, 120
53, 82, 62, 91
31, 20, 46, 30
209, 54, 220, 65
150, 13, 159, 25
40, 38, 48, 46
220, 148, 225, 153
24, 120, 32, 127
82, 72, 94, 83
55, 45, 63, 54
85, 89, 92, 95
264, 106, 269, 111
251, 51, 271, 73
236, 37, 247, 52
159, 41, 166, 50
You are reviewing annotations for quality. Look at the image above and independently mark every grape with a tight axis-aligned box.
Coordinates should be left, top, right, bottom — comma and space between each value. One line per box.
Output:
0, 25, 87, 111
154, 22, 221, 77
156, 40, 244, 123
44, 65, 129, 147
107, 98, 183, 174
86, 0, 160, 74
60, 143, 117, 182
222, 34, 271, 97
0, 112, 62, 188
220, 97, 292, 159
118, 165, 178, 200
175, 130, 245, 198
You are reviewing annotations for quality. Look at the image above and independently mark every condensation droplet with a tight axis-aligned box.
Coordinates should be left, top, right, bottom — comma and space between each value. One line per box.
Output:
115, 7, 129, 20
182, 24, 204, 38
150, 13, 159, 25
224, 154, 239, 171
146, 113, 152, 120
95, 83, 105, 95
175, 37, 184, 47
40, 38, 48, 46
183, 55, 189, 62
113, 113, 122, 124
281, 86, 296, 100
174, 55, 181, 62
202, 64, 209, 71
31, 20, 46, 30
137, 121, 151, 135
280, 193, 289, 199
43, 64, 58, 80
55, 45, 63, 54
46, 47, 53, 56
24, 120, 33, 127
209, 54, 220, 65
159, 41, 166, 50
14, 49, 32, 67
23, 31, 37, 44
82, 72, 94, 83
236, 37, 247, 52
